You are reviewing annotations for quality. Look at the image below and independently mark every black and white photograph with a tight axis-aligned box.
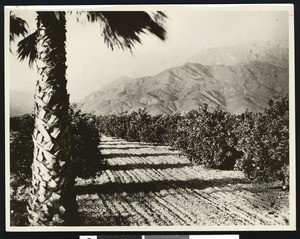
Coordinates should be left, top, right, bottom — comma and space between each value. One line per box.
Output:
5, 4, 295, 231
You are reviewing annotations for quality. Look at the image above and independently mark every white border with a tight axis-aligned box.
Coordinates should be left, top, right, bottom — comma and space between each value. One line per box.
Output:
5, 4, 296, 232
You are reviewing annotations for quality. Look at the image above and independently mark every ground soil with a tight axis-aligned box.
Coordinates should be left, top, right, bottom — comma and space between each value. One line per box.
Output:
75, 136, 289, 226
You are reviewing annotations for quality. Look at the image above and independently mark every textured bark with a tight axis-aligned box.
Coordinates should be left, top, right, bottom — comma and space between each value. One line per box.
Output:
27, 12, 78, 226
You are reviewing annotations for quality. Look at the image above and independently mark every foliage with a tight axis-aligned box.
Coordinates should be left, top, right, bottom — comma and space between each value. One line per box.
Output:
13, 11, 167, 66
9, 11, 28, 43
10, 110, 102, 182
10, 114, 34, 182
174, 106, 242, 169
86, 11, 167, 50
9, 10, 168, 226
10, 177, 30, 226
10, 110, 102, 225
98, 95, 289, 185
10, 114, 35, 226
70, 109, 102, 177
98, 106, 242, 169
98, 109, 169, 145
10, 113, 34, 132
235, 95, 289, 185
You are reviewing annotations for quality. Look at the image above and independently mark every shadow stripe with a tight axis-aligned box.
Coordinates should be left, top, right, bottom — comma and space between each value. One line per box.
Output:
103, 163, 192, 171
75, 177, 249, 195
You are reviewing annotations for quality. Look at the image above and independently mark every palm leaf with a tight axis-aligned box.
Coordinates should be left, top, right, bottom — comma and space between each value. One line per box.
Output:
17, 31, 37, 67
10, 12, 28, 42
86, 11, 167, 50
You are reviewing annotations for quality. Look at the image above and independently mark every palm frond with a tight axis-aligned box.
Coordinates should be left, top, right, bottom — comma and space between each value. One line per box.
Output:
10, 12, 28, 42
86, 11, 167, 50
17, 31, 37, 67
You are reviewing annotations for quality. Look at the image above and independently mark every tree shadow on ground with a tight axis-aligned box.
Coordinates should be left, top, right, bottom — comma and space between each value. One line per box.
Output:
100, 142, 141, 146
101, 141, 155, 146
79, 213, 133, 226
102, 152, 180, 158
74, 157, 108, 179
99, 146, 163, 150
102, 163, 192, 171
75, 177, 249, 195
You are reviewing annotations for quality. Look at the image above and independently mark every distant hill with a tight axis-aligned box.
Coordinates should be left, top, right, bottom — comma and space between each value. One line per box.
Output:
10, 90, 34, 116
187, 40, 288, 68
10, 40, 289, 117
76, 55, 288, 116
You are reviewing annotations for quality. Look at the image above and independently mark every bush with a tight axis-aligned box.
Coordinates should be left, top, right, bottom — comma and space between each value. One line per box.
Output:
10, 114, 35, 226
235, 95, 289, 186
98, 112, 129, 139
70, 109, 101, 177
97, 95, 289, 185
10, 109, 102, 182
10, 110, 102, 226
174, 106, 242, 169
10, 113, 34, 132
125, 111, 141, 142
10, 114, 34, 182
162, 113, 182, 145
98, 105, 242, 170
10, 176, 30, 226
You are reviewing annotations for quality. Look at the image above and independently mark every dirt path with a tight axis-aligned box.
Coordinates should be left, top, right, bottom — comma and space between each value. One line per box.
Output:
75, 136, 289, 226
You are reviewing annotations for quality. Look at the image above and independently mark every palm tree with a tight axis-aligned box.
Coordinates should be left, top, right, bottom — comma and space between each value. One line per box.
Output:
10, 10, 167, 226
9, 12, 28, 51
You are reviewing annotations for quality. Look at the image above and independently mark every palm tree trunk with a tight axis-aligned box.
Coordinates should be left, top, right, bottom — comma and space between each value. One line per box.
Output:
27, 11, 78, 226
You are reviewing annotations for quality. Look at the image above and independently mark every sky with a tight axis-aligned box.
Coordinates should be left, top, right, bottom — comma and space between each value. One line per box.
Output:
7, 6, 290, 102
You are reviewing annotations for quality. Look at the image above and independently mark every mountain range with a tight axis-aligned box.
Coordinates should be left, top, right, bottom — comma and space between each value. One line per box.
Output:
76, 41, 289, 115
10, 40, 289, 117
188, 40, 288, 68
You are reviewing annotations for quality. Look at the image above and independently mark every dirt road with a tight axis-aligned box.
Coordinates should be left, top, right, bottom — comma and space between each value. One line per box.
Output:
75, 136, 289, 226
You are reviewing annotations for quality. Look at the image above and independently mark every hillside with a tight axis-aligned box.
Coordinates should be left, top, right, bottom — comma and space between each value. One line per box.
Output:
10, 41, 289, 116
187, 40, 288, 68
76, 60, 288, 116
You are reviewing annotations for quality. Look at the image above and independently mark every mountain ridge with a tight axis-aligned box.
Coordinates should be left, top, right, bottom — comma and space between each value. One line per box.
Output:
76, 57, 288, 115
9, 40, 289, 117
187, 40, 288, 68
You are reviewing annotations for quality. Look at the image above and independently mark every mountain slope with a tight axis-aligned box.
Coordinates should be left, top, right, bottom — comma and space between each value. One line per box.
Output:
76, 59, 288, 115
187, 40, 288, 68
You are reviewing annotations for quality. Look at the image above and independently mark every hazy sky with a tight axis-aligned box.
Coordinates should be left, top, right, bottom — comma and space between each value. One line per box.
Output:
8, 6, 290, 102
